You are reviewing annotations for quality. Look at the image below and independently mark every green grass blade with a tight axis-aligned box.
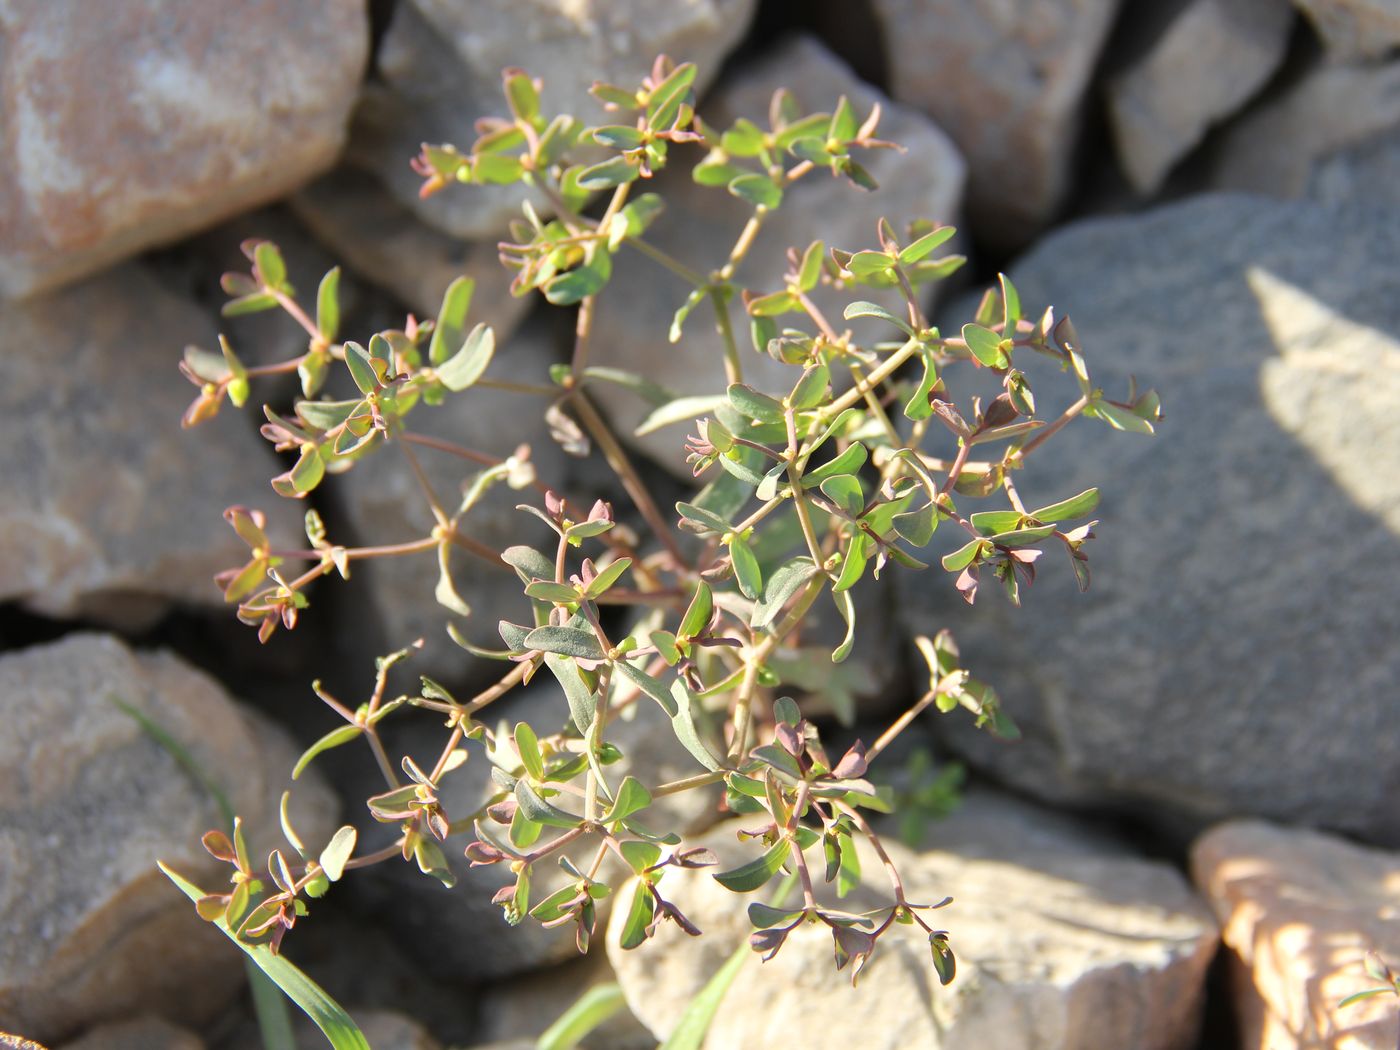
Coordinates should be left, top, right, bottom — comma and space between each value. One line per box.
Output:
535, 982, 627, 1050
160, 863, 370, 1050
658, 944, 748, 1050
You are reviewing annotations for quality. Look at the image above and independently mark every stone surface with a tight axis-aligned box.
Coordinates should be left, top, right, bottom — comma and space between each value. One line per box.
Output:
356, 0, 756, 238
0, 0, 368, 299
607, 794, 1217, 1049
0, 634, 339, 1044
1209, 59, 1400, 197
1193, 820, 1400, 1050
1294, 0, 1400, 60
873, 0, 1119, 250
290, 168, 531, 332
223, 1008, 441, 1050
1309, 123, 1400, 206
472, 953, 653, 1049
0, 265, 300, 627
587, 35, 966, 473
1108, 0, 1294, 193
349, 676, 723, 981
58, 1016, 203, 1050
911, 192, 1400, 843
336, 316, 567, 681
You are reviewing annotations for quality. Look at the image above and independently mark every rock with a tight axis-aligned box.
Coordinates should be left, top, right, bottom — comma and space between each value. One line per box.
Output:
0, 1035, 47, 1050
587, 35, 966, 473
348, 675, 723, 982
355, 0, 756, 238
472, 954, 653, 1049
910, 192, 1400, 843
289, 168, 531, 333
607, 797, 1216, 1049
1193, 820, 1400, 1050
0, 265, 300, 628
1309, 123, 1400, 205
1293, 0, 1400, 60
1209, 59, 1400, 197
57, 1016, 203, 1050
0, 0, 368, 299
1108, 0, 1295, 194
0, 634, 339, 1044
335, 316, 567, 681
872, 0, 1119, 250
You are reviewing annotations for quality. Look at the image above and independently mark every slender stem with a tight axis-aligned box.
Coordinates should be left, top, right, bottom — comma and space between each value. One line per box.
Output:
1016, 395, 1088, 460
719, 213, 765, 282
939, 442, 972, 497
821, 337, 922, 419
867, 690, 938, 763
365, 728, 399, 790
570, 294, 597, 374
652, 769, 727, 797
272, 290, 319, 341
342, 839, 409, 871
710, 287, 744, 386
1001, 469, 1028, 514
398, 441, 448, 528
474, 377, 558, 397
846, 361, 903, 448
842, 805, 906, 905
570, 392, 688, 569
465, 663, 530, 715
625, 237, 706, 286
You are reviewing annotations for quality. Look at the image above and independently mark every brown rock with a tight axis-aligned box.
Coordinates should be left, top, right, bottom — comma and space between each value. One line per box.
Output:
874, 0, 1119, 250
1108, 0, 1295, 193
58, 1016, 203, 1050
290, 168, 531, 334
356, 0, 756, 238
0, 0, 369, 299
1193, 820, 1400, 1050
0, 634, 339, 1044
0, 265, 300, 627
1293, 0, 1400, 60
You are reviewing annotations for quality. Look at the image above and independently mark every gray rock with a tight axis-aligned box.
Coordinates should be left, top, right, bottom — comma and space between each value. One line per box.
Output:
1293, 0, 1400, 60
587, 35, 966, 474
356, 0, 756, 238
290, 168, 532, 333
1108, 0, 1295, 194
607, 797, 1216, 1049
1193, 820, 1400, 1050
472, 954, 653, 1050
348, 676, 722, 982
1210, 59, 1400, 197
0, 634, 339, 1044
910, 192, 1400, 843
0, 0, 368, 299
873, 0, 1119, 250
0, 265, 300, 628
1309, 122, 1400, 205
335, 316, 567, 681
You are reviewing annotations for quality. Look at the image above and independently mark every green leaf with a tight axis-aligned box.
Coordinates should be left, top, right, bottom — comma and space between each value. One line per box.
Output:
636, 395, 724, 437
941, 539, 987, 573
577, 156, 640, 191
319, 826, 357, 882
746, 290, 799, 317
898, 226, 956, 264
593, 124, 645, 150
603, 776, 652, 823
727, 383, 786, 423
583, 557, 631, 599
748, 902, 805, 929
342, 341, 378, 394
437, 323, 494, 391
580, 366, 674, 407
613, 661, 678, 718
714, 839, 791, 892
430, 277, 475, 366
831, 588, 856, 663
844, 300, 914, 336
693, 152, 749, 187
525, 580, 580, 604
293, 724, 362, 780
930, 934, 956, 986
670, 286, 709, 343
836, 830, 861, 898
819, 474, 865, 517
678, 581, 713, 639
833, 535, 872, 593
160, 864, 370, 1050
515, 779, 580, 828
646, 62, 697, 128
846, 251, 895, 279
254, 241, 288, 290
987, 524, 1057, 547
801, 443, 867, 488
962, 323, 1007, 369
537, 983, 628, 1050
796, 240, 825, 292
223, 291, 280, 316
788, 364, 830, 410
728, 533, 763, 599
618, 881, 657, 951
1000, 272, 1021, 332
728, 173, 782, 210
893, 503, 938, 546
751, 558, 818, 629
545, 654, 597, 733
504, 70, 540, 121
514, 722, 545, 781
970, 510, 1023, 535
545, 250, 613, 306
675, 501, 732, 536
1089, 399, 1156, 435
316, 268, 341, 342
671, 681, 723, 772
658, 943, 749, 1050
524, 625, 606, 661
621, 840, 663, 874
903, 348, 941, 422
